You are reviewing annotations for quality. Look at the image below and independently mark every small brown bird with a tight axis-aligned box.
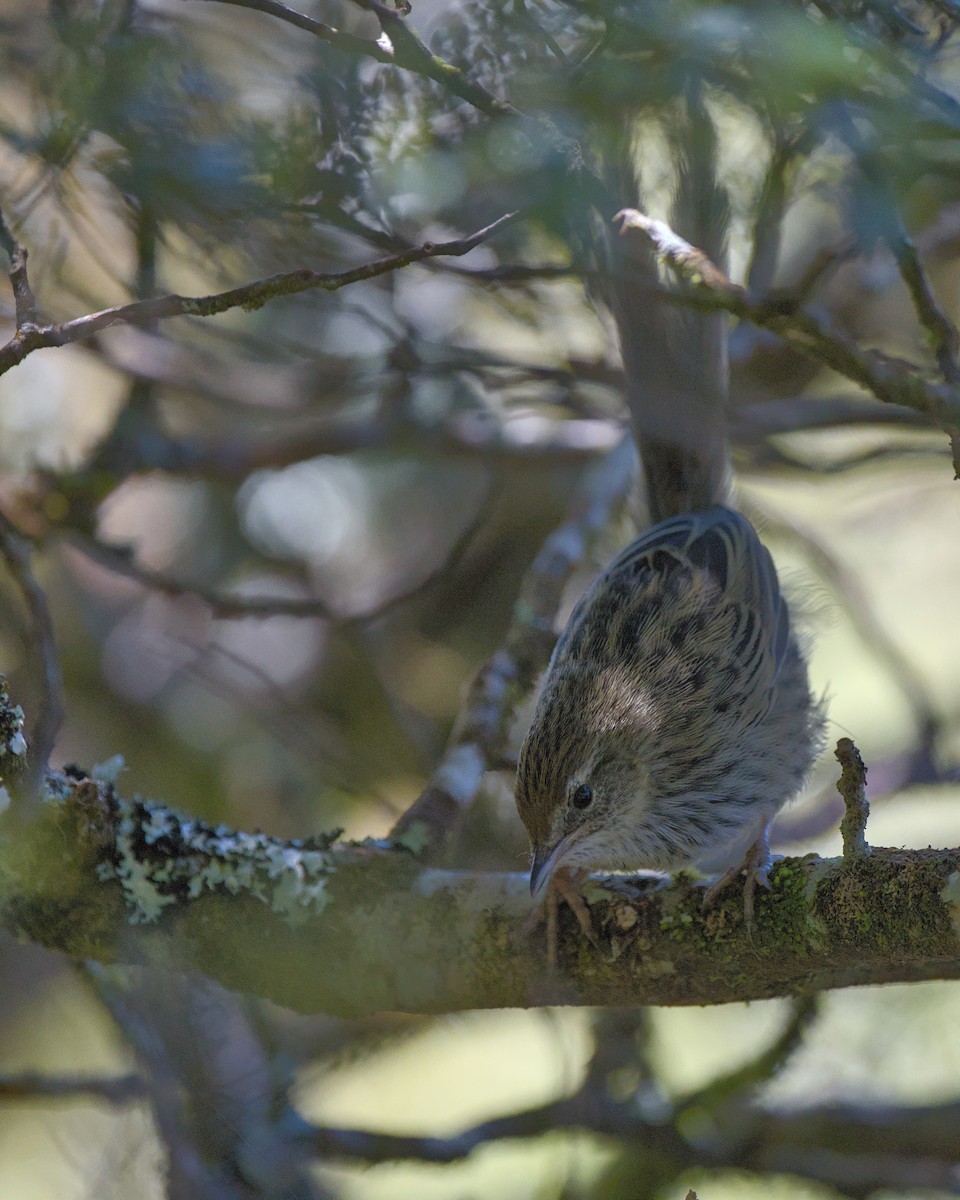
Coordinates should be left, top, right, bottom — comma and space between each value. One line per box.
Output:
515, 504, 824, 954
516, 84, 826, 960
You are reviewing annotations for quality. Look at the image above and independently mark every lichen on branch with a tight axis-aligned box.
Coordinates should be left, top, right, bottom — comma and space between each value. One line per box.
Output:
2, 749, 960, 1017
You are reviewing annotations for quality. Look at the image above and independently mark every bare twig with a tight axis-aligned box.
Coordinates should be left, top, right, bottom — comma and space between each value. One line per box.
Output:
811, 0, 960, 128
743, 437, 947, 477
747, 128, 815, 297
192, 0, 400, 62
280, 1075, 960, 1199
781, 236, 860, 306
84, 966, 248, 1200
0, 213, 519, 377
0, 204, 37, 329
391, 435, 636, 851
836, 738, 871, 860
0, 1072, 144, 1105
282, 1090, 691, 1165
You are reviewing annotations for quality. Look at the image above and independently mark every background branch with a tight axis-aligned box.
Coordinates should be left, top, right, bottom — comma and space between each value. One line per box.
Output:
392, 435, 636, 850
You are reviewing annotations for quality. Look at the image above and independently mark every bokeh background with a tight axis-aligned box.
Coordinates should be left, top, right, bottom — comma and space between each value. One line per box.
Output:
1, 0, 960, 1196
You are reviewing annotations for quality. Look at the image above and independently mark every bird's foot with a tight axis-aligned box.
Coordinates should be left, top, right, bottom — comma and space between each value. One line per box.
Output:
701, 827, 776, 934
526, 866, 598, 969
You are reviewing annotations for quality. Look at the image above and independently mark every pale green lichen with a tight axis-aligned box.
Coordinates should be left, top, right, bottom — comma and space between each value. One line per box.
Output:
83, 787, 339, 926
39, 771, 73, 804
0, 682, 27, 777
92, 755, 126, 785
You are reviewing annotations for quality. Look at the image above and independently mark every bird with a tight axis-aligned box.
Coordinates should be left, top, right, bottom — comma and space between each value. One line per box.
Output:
515, 503, 824, 961
514, 80, 824, 964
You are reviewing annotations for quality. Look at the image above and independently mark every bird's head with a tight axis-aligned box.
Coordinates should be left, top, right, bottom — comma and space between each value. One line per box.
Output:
515, 662, 660, 896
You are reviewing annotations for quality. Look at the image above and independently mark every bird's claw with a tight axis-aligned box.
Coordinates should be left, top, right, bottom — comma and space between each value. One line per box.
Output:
701, 827, 776, 935
527, 867, 598, 969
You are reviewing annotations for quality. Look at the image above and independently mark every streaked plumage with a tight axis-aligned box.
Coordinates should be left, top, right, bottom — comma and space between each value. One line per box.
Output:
516, 505, 824, 897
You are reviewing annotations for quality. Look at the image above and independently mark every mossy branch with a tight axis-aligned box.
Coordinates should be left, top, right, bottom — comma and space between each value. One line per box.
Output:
2, 766, 960, 1017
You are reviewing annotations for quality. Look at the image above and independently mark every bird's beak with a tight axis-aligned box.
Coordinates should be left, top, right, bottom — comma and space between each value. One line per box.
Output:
529, 837, 570, 897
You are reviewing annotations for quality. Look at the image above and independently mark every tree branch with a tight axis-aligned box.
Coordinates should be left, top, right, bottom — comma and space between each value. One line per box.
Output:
281, 1092, 960, 1194
0, 204, 37, 330
615, 209, 960, 451
191, 0, 517, 119
0, 214, 518, 378
3, 757, 960, 1018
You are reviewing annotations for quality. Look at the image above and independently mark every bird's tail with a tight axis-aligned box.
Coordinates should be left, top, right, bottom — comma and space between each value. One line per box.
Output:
606, 84, 730, 524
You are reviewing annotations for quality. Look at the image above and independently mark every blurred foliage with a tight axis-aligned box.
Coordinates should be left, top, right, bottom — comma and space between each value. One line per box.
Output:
2, 0, 960, 1196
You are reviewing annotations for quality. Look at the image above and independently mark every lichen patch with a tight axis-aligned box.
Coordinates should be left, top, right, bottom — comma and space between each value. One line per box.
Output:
46, 769, 341, 927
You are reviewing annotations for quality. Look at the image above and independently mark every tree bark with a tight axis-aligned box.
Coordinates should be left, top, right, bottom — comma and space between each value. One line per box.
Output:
2, 769, 960, 1017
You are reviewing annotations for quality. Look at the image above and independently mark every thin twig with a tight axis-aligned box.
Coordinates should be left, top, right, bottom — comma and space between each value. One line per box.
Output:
747, 128, 813, 297
83, 966, 248, 1200
832, 104, 960, 386
0, 213, 520, 377
675, 995, 820, 1116
732, 394, 924, 441
836, 738, 871, 860
0, 204, 38, 329
283, 1090, 691, 1165
281, 1081, 960, 1197
0, 1073, 144, 1105
193, 0, 400, 62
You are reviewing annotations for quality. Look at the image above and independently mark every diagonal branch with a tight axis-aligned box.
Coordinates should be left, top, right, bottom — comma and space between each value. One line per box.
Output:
615, 209, 960, 452
192, 0, 399, 62
831, 104, 960, 386
391, 435, 636, 851
0, 213, 519, 378
192, 0, 517, 119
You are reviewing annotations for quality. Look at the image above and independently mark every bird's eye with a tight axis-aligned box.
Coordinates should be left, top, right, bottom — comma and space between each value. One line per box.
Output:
571, 784, 593, 810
